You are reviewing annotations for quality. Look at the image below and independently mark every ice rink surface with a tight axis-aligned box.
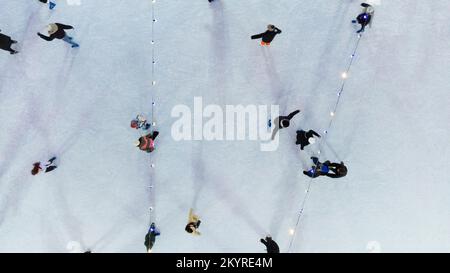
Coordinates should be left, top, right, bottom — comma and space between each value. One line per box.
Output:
0, 0, 449, 252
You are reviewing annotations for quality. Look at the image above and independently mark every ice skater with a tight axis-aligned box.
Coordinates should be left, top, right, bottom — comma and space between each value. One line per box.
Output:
251, 24, 282, 46
303, 157, 330, 178
303, 157, 348, 179
260, 236, 280, 253
145, 223, 160, 253
185, 209, 201, 236
31, 157, 58, 175
38, 0, 56, 10
325, 161, 348, 178
352, 3, 374, 33
37, 23, 79, 48
0, 30, 19, 55
135, 131, 159, 153
270, 110, 301, 140
130, 114, 151, 131
296, 130, 321, 150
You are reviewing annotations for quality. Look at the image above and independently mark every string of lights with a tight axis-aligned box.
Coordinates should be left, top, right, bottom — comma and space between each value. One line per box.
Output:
287, 33, 364, 253
148, 0, 157, 225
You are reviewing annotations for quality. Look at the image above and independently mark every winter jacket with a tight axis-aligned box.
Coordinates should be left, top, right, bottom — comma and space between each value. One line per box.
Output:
296, 130, 321, 150
326, 162, 348, 178
304, 164, 329, 178
278, 110, 300, 129
0, 32, 13, 49
251, 27, 282, 43
138, 131, 159, 153
260, 237, 280, 253
144, 225, 160, 252
357, 13, 371, 26
38, 23, 73, 41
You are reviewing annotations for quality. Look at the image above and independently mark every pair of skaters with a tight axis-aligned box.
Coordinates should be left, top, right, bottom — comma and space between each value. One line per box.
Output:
146, 209, 280, 253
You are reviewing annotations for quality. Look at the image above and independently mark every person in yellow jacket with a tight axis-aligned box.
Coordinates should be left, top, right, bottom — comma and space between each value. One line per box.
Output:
185, 209, 201, 235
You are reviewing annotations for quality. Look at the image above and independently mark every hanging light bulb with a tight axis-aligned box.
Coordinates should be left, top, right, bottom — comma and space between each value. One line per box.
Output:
289, 229, 295, 236
330, 111, 335, 117
341, 72, 348, 79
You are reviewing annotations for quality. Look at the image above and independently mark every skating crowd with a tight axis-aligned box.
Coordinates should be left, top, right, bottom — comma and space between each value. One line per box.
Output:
1, 0, 374, 253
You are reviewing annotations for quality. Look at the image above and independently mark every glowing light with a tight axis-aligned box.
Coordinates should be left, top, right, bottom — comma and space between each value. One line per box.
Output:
152, 81, 156, 85
289, 229, 295, 236
151, 164, 155, 168
341, 72, 348, 79
330, 112, 335, 117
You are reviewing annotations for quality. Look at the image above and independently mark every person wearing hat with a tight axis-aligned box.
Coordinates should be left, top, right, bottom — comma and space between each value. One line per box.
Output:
325, 161, 348, 178
135, 131, 159, 153
144, 223, 160, 253
185, 209, 201, 236
0, 29, 18, 54
296, 130, 321, 150
260, 236, 280, 253
37, 23, 79, 48
251, 24, 282, 46
352, 3, 375, 33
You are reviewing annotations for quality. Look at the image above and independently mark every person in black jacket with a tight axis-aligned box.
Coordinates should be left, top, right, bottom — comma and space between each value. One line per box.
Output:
303, 157, 348, 179
352, 3, 374, 33
277, 110, 300, 129
251, 25, 282, 46
144, 223, 160, 253
325, 161, 348, 178
260, 236, 280, 253
270, 110, 301, 140
0, 30, 18, 54
37, 23, 79, 48
296, 130, 321, 150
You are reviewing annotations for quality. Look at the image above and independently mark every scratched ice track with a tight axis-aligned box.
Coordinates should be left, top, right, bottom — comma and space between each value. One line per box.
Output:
0, 0, 449, 252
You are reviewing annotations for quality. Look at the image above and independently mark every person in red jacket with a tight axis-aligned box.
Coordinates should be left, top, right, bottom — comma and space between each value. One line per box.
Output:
135, 131, 159, 153
251, 25, 282, 46
37, 23, 79, 48
31, 157, 58, 175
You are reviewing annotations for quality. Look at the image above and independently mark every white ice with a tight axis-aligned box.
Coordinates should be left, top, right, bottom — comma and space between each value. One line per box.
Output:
0, 0, 450, 253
